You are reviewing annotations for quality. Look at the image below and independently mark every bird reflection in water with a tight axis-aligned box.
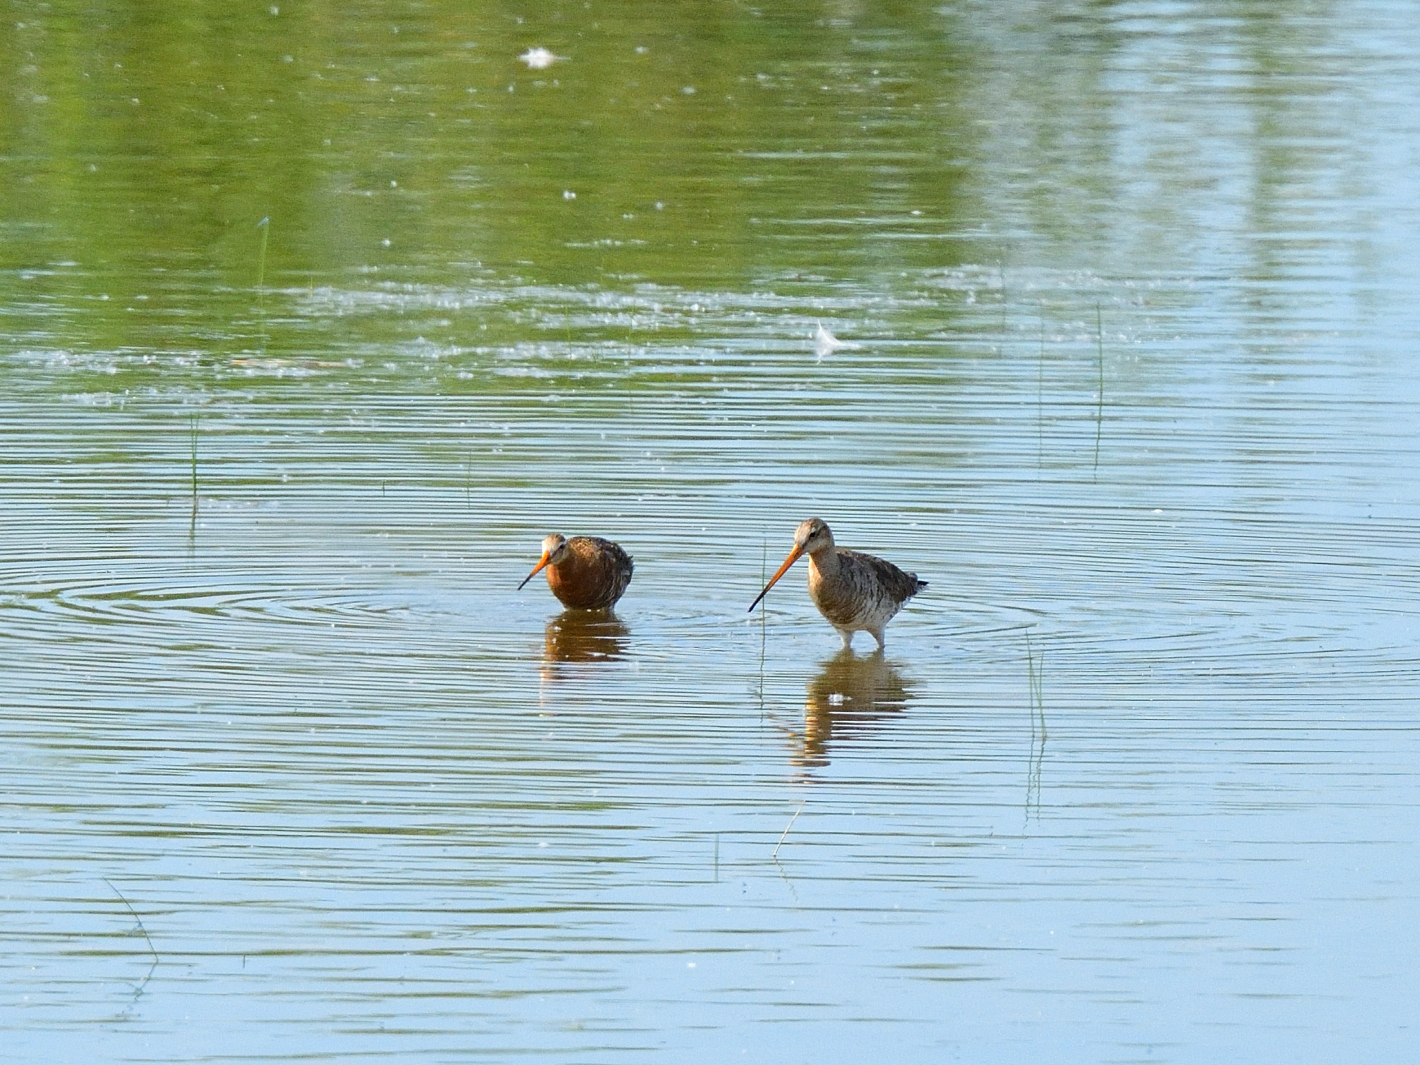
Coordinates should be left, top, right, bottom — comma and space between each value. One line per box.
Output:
790, 649, 912, 769
542, 609, 628, 668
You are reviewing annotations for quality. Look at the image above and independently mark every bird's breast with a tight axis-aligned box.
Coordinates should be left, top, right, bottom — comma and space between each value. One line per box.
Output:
808, 551, 910, 629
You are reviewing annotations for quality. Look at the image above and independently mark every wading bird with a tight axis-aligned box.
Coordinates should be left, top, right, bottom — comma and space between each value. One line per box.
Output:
749, 517, 925, 650
519, 534, 633, 610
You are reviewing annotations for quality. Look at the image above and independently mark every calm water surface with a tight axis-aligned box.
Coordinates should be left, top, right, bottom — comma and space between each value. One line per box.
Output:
3, 3, 1420, 1062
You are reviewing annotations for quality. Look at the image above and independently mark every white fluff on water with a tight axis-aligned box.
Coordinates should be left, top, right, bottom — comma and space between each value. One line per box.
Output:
519, 47, 564, 70
813, 322, 854, 362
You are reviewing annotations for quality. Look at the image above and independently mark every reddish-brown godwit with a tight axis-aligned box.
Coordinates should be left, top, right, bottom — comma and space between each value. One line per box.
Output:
749, 517, 925, 650
519, 534, 633, 610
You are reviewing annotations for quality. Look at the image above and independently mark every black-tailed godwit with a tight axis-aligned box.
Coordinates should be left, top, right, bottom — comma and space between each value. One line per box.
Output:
749, 517, 924, 649
519, 534, 633, 610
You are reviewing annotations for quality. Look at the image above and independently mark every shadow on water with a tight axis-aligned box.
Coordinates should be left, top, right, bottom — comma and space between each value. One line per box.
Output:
789, 649, 913, 770
542, 609, 629, 666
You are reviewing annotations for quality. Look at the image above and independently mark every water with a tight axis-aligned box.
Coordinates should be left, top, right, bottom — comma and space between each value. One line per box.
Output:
4, 3, 1420, 1061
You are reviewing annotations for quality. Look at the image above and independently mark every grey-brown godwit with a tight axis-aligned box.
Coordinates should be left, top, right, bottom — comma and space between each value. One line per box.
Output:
748, 517, 925, 650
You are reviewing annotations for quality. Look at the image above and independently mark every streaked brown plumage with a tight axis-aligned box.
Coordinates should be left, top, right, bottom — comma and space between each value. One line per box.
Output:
519, 534, 633, 610
748, 517, 925, 650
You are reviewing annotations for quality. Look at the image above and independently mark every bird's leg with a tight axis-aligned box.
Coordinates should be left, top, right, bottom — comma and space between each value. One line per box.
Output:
839, 629, 854, 651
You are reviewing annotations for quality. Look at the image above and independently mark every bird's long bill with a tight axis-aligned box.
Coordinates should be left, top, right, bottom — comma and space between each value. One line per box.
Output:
518, 552, 552, 591
748, 545, 805, 612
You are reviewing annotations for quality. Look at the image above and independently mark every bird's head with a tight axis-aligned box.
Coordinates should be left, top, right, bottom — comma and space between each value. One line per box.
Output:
518, 534, 571, 590
794, 517, 835, 555
748, 517, 836, 613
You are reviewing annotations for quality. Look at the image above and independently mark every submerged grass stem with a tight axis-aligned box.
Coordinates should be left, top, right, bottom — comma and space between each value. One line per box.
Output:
1094, 303, 1104, 476
256, 216, 270, 292
103, 877, 159, 999
188, 413, 199, 540
773, 800, 805, 860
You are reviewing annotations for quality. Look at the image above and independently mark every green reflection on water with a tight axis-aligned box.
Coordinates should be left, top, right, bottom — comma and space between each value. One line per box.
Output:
2, 2, 987, 360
